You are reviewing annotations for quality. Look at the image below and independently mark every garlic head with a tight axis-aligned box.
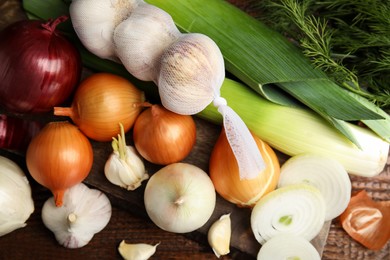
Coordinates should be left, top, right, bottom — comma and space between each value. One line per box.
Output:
114, 2, 181, 81
208, 213, 231, 258
0, 156, 34, 237
70, 0, 140, 61
157, 33, 225, 115
41, 183, 112, 248
118, 240, 160, 260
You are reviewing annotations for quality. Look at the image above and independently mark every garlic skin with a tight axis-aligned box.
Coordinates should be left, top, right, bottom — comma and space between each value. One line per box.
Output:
70, 0, 140, 61
118, 240, 159, 260
114, 2, 181, 82
208, 213, 231, 258
41, 183, 112, 248
0, 156, 34, 237
105, 146, 149, 190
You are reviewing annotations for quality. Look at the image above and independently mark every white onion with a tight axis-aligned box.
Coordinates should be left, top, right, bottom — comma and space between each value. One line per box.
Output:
250, 183, 326, 245
278, 154, 352, 220
144, 163, 216, 233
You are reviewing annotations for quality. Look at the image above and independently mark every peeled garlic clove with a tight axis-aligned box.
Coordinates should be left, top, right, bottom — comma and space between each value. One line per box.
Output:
41, 183, 112, 248
208, 213, 231, 258
114, 2, 181, 81
158, 33, 225, 115
70, 0, 139, 61
118, 240, 159, 260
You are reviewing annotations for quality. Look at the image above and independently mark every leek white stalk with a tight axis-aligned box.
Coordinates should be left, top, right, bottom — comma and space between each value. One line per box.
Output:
278, 154, 352, 221
0, 156, 34, 236
200, 79, 390, 177
250, 183, 326, 245
257, 234, 321, 260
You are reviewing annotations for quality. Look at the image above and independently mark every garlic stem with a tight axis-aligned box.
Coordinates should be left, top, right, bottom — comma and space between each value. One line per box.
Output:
67, 213, 77, 224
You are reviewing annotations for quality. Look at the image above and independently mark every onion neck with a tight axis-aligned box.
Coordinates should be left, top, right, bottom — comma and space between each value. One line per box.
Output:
54, 189, 65, 207
41, 15, 68, 33
54, 107, 74, 118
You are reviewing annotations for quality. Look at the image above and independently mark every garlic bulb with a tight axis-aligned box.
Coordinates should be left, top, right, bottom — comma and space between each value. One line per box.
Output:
41, 183, 112, 248
114, 2, 181, 82
118, 240, 159, 260
70, 0, 140, 61
70, 0, 265, 181
208, 213, 231, 258
0, 156, 34, 237
104, 123, 148, 190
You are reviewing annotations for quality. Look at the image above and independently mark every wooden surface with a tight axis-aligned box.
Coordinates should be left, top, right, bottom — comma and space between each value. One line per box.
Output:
1, 0, 389, 259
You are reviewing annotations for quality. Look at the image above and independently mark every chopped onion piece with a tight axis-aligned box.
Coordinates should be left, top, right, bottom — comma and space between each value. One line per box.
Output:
278, 154, 352, 221
257, 234, 321, 260
251, 183, 326, 245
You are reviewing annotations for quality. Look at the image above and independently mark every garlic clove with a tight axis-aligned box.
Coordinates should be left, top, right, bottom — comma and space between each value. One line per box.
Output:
104, 146, 149, 190
207, 213, 231, 258
114, 2, 181, 82
158, 33, 225, 115
118, 240, 160, 260
70, 0, 139, 62
41, 183, 112, 248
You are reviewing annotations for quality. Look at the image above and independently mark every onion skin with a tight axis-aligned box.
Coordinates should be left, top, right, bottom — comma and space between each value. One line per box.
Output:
0, 114, 42, 153
54, 73, 145, 142
209, 129, 280, 207
133, 104, 196, 165
0, 16, 81, 114
26, 121, 93, 207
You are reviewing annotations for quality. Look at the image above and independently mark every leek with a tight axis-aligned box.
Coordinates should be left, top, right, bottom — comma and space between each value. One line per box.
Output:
199, 79, 389, 177
22, 0, 390, 177
146, 0, 390, 145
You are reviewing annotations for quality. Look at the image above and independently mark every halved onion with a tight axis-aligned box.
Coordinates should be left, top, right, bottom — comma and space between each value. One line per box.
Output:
250, 183, 326, 245
257, 234, 321, 260
278, 154, 352, 221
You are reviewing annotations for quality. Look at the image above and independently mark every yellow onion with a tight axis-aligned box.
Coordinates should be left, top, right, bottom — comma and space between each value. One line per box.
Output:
133, 104, 196, 165
54, 73, 145, 142
26, 121, 93, 207
209, 129, 280, 207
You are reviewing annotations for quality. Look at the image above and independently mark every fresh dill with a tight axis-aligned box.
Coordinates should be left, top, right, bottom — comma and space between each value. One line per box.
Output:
254, 0, 390, 111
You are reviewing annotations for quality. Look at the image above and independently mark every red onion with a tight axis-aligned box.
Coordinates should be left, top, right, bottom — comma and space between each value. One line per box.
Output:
0, 114, 42, 153
0, 16, 81, 114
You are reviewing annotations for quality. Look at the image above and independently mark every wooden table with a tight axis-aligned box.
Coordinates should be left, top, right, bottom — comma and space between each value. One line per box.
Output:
0, 1, 389, 259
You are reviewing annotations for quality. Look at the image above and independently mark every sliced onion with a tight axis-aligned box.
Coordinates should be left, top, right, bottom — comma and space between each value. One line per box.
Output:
278, 154, 351, 221
257, 234, 321, 260
250, 183, 326, 245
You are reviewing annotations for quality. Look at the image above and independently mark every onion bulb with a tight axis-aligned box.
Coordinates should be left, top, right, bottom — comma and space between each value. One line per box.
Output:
0, 16, 81, 113
209, 129, 280, 207
54, 73, 145, 141
26, 121, 93, 207
257, 234, 321, 260
133, 104, 196, 165
144, 163, 216, 233
251, 183, 326, 245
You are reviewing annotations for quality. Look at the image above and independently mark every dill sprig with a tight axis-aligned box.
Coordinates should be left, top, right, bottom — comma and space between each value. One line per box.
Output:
254, 0, 390, 111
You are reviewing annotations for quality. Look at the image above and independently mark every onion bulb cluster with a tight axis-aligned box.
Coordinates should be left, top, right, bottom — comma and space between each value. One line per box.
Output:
209, 129, 280, 207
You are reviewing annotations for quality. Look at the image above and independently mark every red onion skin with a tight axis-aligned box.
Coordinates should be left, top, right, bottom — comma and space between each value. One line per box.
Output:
0, 114, 42, 153
0, 16, 81, 114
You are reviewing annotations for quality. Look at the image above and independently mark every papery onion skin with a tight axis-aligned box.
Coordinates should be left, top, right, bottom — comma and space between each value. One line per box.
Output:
26, 121, 93, 207
0, 17, 81, 114
54, 73, 145, 142
209, 129, 280, 207
133, 104, 196, 165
